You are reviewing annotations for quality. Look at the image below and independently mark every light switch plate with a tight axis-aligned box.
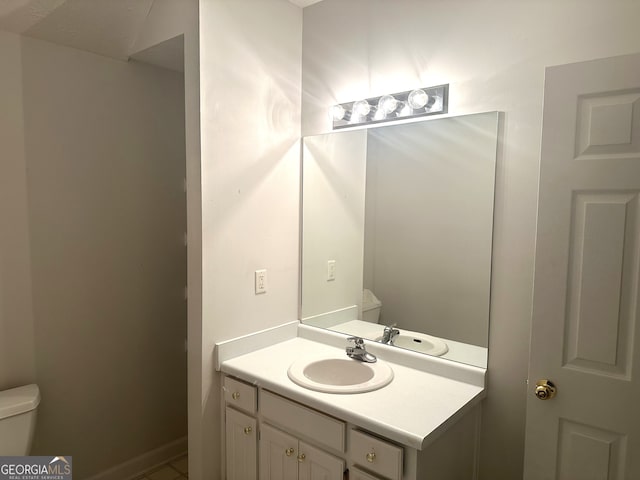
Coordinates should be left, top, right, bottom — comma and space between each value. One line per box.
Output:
327, 260, 336, 281
255, 269, 267, 294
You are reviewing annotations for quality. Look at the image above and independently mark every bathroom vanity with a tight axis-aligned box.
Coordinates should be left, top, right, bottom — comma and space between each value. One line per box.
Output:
217, 325, 485, 480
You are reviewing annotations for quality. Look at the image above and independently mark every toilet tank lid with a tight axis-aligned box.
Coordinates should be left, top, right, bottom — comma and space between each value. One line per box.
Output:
0, 384, 40, 420
362, 289, 381, 310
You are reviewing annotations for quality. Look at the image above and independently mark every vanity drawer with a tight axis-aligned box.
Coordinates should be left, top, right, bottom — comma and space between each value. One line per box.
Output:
349, 467, 384, 480
224, 376, 257, 415
260, 390, 346, 452
350, 430, 403, 480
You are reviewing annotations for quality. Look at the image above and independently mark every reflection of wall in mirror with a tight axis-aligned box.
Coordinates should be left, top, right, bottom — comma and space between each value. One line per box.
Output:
363, 114, 498, 348
301, 129, 367, 322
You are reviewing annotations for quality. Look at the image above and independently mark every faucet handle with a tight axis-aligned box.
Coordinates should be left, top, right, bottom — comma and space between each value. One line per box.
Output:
347, 336, 365, 347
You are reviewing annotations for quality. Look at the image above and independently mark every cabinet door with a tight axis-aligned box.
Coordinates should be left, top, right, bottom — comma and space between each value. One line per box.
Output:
225, 407, 257, 480
298, 441, 345, 480
260, 423, 298, 480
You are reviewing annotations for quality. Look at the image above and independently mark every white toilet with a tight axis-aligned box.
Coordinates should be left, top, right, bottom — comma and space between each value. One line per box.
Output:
0, 384, 40, 455
361, 288, 382, 323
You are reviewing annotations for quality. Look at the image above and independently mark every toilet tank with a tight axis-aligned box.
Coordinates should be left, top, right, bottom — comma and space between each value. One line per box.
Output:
0, 384, 40, 455
361, 289, 382, 323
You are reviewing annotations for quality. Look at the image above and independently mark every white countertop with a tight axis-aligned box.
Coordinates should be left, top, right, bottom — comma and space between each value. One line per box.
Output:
220, 333, 485, 450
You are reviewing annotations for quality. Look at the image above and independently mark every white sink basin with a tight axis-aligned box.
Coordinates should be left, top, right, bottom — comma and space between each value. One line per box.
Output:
287, 356, 394, 394
376, 331, 449, 356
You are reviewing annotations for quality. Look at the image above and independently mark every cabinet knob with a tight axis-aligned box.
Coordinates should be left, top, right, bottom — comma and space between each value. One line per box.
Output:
243, 426, 252, 435
285, 448, 295, 457
232, 392, 241, 400
366, 452, 376, 463
297, 453, 306, 462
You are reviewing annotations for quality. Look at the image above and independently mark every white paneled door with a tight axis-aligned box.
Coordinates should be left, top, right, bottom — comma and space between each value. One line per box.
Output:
524, 53, 640, 479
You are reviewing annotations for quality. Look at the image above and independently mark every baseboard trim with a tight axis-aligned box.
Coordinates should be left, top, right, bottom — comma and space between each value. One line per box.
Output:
84, 436, 187, 480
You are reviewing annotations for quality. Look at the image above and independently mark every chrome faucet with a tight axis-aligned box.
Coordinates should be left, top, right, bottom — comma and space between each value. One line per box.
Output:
380, 325, 400, 345
346, 337, 377, 363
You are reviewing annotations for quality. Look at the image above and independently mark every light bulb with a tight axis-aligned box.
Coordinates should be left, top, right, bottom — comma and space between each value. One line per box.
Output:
377, 95, 398, 115
399, 103, 412, 116
373, 109, 386, 121
330, 104, 346, 121
352, 100, 371, 118
407, 89, 429, 109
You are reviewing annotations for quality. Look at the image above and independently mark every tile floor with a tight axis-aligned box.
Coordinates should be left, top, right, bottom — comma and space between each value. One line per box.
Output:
135, 455, 188, 480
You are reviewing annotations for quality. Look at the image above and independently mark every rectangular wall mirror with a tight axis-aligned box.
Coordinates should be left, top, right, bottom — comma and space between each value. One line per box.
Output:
300, 111, 500, 368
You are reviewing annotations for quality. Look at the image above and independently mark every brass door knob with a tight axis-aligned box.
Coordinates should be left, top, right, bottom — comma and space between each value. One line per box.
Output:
297, 453, 306, 462
535, 379, 557, 400
285, 448, 294, 456
366, 452, 376, 463
232, 392, 240, 400
243, 426, 252, 435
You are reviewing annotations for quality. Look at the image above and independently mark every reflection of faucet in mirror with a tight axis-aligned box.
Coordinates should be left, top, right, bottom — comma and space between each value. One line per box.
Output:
380, 325, 400, 345
300, 111, 500, 369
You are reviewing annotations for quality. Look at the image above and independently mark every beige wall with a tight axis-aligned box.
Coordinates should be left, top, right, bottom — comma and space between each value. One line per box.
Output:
301, 1, 640, 478
0, 32, 188, 478
182, 4, 202, 480
0, 30, 36, 390
196, 0, 302, 478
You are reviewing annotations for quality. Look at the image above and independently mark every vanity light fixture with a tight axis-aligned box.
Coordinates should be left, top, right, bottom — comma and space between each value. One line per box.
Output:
331, 84, 449, 129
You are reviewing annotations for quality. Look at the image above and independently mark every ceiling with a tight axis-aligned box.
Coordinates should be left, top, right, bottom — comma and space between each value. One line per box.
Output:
0, 0, 325, 68
0, 0, 156, 61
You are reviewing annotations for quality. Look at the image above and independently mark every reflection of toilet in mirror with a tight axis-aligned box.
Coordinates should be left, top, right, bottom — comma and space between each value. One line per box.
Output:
361, 289, 381, 323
